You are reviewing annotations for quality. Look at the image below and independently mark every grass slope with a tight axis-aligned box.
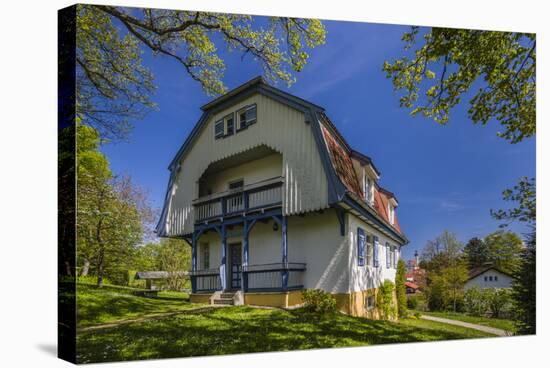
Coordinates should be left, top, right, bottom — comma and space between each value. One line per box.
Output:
422, 311, 516, 333
77, 303, 493, 363
76, 283, 195, 327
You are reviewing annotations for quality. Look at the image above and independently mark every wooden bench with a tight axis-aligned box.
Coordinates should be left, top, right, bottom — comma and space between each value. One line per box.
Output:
132, 289, 159, 298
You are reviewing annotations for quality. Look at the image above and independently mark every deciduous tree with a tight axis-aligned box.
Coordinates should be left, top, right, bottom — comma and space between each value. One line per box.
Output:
383, 28, 535, 144
76, 5, 326, 140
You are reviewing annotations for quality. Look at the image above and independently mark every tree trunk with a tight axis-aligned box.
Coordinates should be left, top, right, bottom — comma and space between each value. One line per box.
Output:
80, 259, 90, 276
97, 248, 105, 288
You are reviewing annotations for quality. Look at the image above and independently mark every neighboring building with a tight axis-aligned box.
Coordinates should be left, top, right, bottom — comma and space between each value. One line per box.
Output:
465, 265, 515, 289
405, 281, 419, 294
156, 76, 408, 318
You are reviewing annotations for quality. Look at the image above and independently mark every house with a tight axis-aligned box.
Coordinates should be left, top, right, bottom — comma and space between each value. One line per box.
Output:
405, 281, 419, 294
465, 265, 515, 289
405, 250, 426, 288
156, 76, 408, 318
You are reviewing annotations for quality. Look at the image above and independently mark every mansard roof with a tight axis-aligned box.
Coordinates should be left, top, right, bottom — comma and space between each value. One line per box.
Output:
159, 76, 407, 243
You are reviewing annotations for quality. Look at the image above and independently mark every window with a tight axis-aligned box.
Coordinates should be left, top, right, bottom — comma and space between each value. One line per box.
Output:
363, 174, 375, 205
386, 243, 391, 268
357, 228, 366, 266
373, 236, 379, 267
387, 203, 395, 225
489, 276, 493, 281
224, 113, 234, 136
495, 275, 498, 281
237, 104, 257, 130
484, 276, 488, 282
201, 243, 210, 269
365, 295, 375, 310
214, 119, 224, 139
366, 235, 373, 266
228, 179, 244, 191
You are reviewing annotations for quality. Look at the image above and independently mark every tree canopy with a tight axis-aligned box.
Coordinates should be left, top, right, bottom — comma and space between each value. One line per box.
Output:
383, 28, 535, 144
76, 5, 327, 139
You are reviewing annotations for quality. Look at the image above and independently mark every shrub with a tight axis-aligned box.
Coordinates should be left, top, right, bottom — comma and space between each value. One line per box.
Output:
464, 287, 489, 316
487, 288, 513, 318
407, 295, 419, 310
377, 279, 397, 320
301, 289, 337, 316
395, 259, 408, 318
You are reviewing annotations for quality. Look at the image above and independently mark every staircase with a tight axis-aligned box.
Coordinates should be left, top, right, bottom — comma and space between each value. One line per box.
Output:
212, 291, 236, 306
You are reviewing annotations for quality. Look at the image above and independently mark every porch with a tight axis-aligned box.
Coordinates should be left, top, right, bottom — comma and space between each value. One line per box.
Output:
190, 195, 306, 294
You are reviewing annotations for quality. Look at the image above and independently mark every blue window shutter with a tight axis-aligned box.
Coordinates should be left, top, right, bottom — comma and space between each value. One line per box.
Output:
373, 236, 379, 267
357, 227, 365, 266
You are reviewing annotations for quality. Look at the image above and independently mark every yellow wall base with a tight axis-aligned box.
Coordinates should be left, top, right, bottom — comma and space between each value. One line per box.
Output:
190, 293, 213, 304
189, 288, 395, 320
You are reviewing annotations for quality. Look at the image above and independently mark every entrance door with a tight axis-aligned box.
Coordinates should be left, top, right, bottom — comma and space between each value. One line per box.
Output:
229, 242, 242, 289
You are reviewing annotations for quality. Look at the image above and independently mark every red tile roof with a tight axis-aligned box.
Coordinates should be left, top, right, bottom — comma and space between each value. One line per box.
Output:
405, 282, 419, 290
318, 113, 403, 236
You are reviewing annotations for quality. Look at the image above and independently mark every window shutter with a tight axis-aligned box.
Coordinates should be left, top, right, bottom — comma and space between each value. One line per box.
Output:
373, 236, 379, 267
357, 228, 365, 266
386, 243, 391, 268
214, 120, 224, 139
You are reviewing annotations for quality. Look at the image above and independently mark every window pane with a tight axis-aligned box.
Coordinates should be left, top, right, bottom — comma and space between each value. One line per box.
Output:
246, 105, 257, 124
215, 120, 224, 138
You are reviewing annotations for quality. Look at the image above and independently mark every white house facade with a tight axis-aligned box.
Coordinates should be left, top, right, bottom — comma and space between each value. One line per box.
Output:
156, 77, 408, 317
465, 266, 515, 289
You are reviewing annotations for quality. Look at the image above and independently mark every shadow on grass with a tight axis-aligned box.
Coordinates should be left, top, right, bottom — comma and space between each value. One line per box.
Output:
76, 284, 192, 327
77, 307, 490, 364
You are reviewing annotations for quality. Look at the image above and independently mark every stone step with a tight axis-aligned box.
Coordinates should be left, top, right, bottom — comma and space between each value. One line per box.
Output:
220, 293, 236, 299
213, 298, 234, 305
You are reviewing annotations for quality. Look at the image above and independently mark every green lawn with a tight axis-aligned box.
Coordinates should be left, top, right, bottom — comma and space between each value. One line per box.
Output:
76, 283, 196, 327
76, 285, 495, 364
422, 311, 517, 333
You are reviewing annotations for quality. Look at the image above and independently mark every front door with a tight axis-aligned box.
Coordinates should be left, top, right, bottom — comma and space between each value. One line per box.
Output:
229, 242, 242, 289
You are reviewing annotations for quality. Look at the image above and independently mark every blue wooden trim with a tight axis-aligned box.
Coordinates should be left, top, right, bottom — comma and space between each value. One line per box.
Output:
242, 220, 249, 292
386, 242, 391, 269
191, 232, 197, 293
373, 235, 380, 267
195, 208, 283, 231
281, 216, 289, 291
357, 227, 366, 267
220, 225, 227, 291
307, 110, 347, 204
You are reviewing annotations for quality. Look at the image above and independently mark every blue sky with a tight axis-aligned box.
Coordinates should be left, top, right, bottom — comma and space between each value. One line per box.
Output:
101, 19, 535, 260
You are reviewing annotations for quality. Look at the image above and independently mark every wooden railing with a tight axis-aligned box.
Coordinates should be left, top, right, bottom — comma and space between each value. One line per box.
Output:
189, 269, 222, 292
242, 263, 306, 292
193, 177, 283, 222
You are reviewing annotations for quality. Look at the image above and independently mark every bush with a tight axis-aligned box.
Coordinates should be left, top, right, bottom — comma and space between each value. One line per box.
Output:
395, 259, 408, 318
487, 288, 513, 318
377, 279, 397, 320
464, 287, 489, 316
301, 289, 337, 316
407, 295, 419, 310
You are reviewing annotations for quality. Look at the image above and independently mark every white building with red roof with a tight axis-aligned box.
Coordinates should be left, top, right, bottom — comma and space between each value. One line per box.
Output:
156, 76, 408, 318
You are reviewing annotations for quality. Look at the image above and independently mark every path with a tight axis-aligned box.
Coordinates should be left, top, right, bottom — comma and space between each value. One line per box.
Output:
420, 315, 512, 336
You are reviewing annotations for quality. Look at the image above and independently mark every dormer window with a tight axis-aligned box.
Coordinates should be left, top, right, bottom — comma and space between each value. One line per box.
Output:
387, 203, 395, 225
363, 172, 374, 206
237, 104, 257, 130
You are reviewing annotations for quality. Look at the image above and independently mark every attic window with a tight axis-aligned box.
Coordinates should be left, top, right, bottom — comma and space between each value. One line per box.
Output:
387, 203, 395, 225
237, 104, 257, 130
214, 119, 224, 139
224, 113, 234, 136
228, 179, 244, 191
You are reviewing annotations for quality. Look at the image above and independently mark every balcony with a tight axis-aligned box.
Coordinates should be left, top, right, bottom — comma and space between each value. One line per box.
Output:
193, 176, 283, 223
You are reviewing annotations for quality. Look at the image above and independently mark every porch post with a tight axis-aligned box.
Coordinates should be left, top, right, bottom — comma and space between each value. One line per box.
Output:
220, 224, 227, 291
242, 220, 249, 292
281, 216, 289, 291
191, 231, 197, 293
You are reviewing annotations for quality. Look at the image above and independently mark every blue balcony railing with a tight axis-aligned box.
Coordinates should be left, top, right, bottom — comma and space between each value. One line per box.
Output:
193, 177, 283, 223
